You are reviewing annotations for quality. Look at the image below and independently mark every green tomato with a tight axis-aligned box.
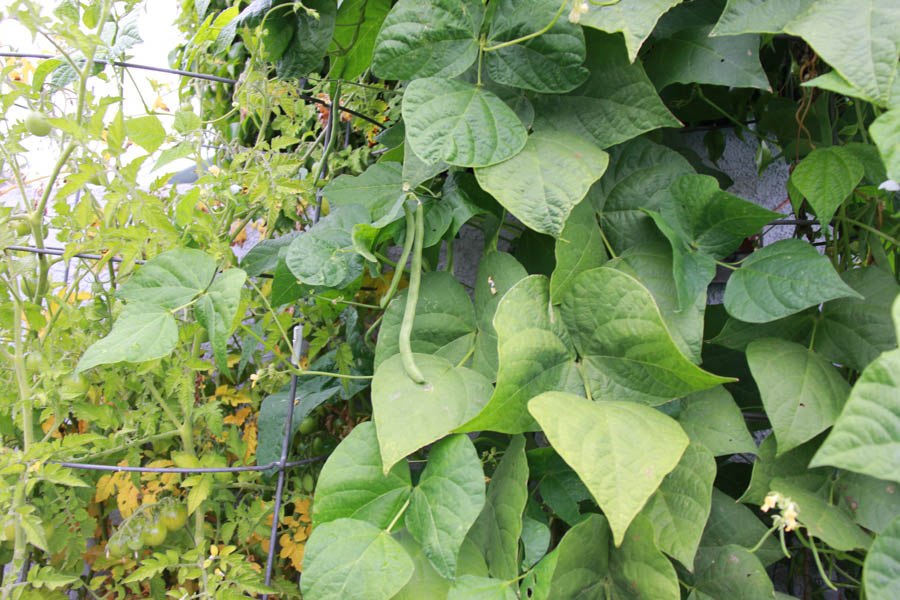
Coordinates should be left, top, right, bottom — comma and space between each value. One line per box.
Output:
159, 505, 188, 532
302, 473, 315, 493
106, 538, 126, 559
298, 415, 318, 435
25, 351, 43, 372
311, 436, 326, 456
14, 221, 31, 237
24, 111, 52, 137
60, 373, 90, 401
142, 523, 167, 547
126, 533, 144, 551
179, 102, 193, 113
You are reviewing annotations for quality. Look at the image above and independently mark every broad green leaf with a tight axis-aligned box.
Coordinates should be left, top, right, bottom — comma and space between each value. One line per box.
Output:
392, 529, 451, 600
461, 276, 581, 434
661, 174, 779, 258
769, 478, 872, 550
483, 0, 588, 93
407, 435, 486, 579
701, 488, 784, 567
125, 115, 166, 153
329, 0, 391, 81
312, 422, 412, 529
153, 141, 194, 171
612, 242, 705, 364
116, 249, 216, 309
375, 272, 476, 370
443, 171, 499, 239
641, 444, 716, 569
677, 387, 757, 456
447, 576, 517, 600
593, 138, 694, 253
785, 0, 900, 108
323, 162, 403, 225
301, 518, 414, 600
373, 353, 491, 473
835, 471, 900, 534
532, 30, 680, 149
471, 252, 529, 380
402, 78, 527, 168
474, 131, 608, 237
870, 108, 900, 181
372, 0, 483, 80
540, 514, 608, 599
643, 26, 770, 90
692, 545, 775, 600
739, 434, 831, 505
529, 392, 689, 545
76, 304, 176, 372
747, 339, 849, 455
609, 514, 680, 599
579, 0, 683, 62
465, 435, 528, 581
187, 474, 212, 515
521, 513, 551, 569
275, 0, 336, 78
403, 136, 449, 189
790, 146, 864, 226
810, 347, 900, 484
550, 199, 607, 304
815, 267, 900, 371
863, 515, 900, 599
194, 268, 246, 375
285, 205, 370, 288
561, 268, 731, 404
709, 310, 815, 352
724, 239, 863, 323
527, 448, 592, 527
520, 549, 557, 600
711, 0, 813, 35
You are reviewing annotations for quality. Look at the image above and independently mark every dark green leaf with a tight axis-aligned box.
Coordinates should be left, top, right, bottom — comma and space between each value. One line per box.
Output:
275, 0, 336, 78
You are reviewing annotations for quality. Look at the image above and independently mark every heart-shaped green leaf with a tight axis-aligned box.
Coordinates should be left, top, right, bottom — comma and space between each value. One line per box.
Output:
790, 146, 864, 226
579, 0, 683, 62
529, 391, 689, 545
274, 0, 335, 78
471, 252, 529, 380
323, 162, 403, 225
676, 387, 757, 456
76, 303, 177, 372
864, 515, 900, 598
194, 268, 245, 375
712, 0, 814, 35
691, 545, 775, 600
609, 514, 680, 599
701, 488, 785, 567
550, 198, 608, 304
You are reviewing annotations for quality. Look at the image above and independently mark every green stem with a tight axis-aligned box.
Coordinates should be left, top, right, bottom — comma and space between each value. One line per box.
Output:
446, 235, 455, 274
456, 344, 475, 368
247, 278, 294, 354
748, 525, 779, 553
854, 101, 869, 144
399, 199, 426, 384
380, 202, 416, 309
312, 80, 342, 217
386, 498, 410, 532
838, 216, 900, 247
803, 532, 838, 591
482, 0, 568, 51
597, 225, 617, 259
146, 378, 183, 431
695, 85, 775, 145
311, 294, 381, 310
577, 361, 593, 401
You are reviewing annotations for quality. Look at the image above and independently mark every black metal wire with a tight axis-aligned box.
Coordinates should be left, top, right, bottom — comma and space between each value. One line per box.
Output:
53, 456, 323, 473
0, 52, 384, 127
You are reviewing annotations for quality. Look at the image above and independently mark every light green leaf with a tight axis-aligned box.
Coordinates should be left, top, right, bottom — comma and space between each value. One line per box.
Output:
402, 78, 527, 168
471, 252, 529, 380
187, 474, 212, 515
870, 108, 900, 181
373, 353, 491, 473
677, 387, 757, 456
153, 141, 193, 171
285, 205, 370, 288
579, 0, 684, 62
864, 515, 900, 599
835, 471, 900, 534
125, 115, 166, 153
724, 239, 863, 323
543, 513, 608, 599
407, 435, 486, 579
323, 162, 403, 225
520, 550, 557, 600
372, 0, 483, 80
75, 304, 177, 372
194, 268, 246, 375
770, 478, 872, 550
312, 422, 412, 529
561, 268, 731, 404
484, 0, 588, 93
461, 276, 582, 434
329, 0, 391, 81
391, 529, 451, 600
785, 0, 900, 108
529, 392, 689, 545
747, 339, 849, 455
465, 435, 528, 581
709, 310, 815, 352
375, 272, 476, 370
790, 146, 864, 226
711, 0, 814, 35
692, 545, 775, 600
448, 576, 518, 600
810, 347, 900, 484
521, 513, 550, 569
550, 198, 607, 304
739, 434, 831, 505
275, 0, 336, 78
701, 488, 784, 567
116, 249, 216, 309
610, 514, 680, 599
403, 136, 449, 189
593, 138, 694, 253
475, 131, 608, 237
301, 519, 414, 600
642, 444, 716, 569
815, 267, 900, 371
532, 30, 680, 149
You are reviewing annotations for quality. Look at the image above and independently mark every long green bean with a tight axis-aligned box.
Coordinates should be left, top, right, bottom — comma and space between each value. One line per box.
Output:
380, 201, 416, 309
399, 199, 426, 383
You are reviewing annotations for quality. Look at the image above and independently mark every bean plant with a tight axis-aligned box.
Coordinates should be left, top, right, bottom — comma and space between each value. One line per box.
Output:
1, 0, 899, 599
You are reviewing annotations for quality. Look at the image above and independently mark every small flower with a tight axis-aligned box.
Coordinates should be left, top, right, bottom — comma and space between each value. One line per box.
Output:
249, 372, 260, 388
879, 179, 899, 192
761, 492, 779, 512
568, 1, 589, 23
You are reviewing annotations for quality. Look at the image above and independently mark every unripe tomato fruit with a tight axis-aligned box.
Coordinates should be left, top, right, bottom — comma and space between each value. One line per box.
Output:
298, 415, 318, 435
24, 111, 52, 137
61, 373, 90, 401
126, 534, 144, 551
106, 538, 126, 559
302, 473, 315, 493
179, 102, 193, 113
25, 352, 43, 372
142, 523, 167, 547
14, 221, 31, 237
160, 505, 188, 531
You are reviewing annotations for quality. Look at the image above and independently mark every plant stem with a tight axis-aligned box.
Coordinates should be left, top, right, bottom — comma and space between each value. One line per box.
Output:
386, 498, 410, 532
837, 216, 900, 247
482, 0, 567, 51
399, 199, 426, 384
312, 79, 342, 223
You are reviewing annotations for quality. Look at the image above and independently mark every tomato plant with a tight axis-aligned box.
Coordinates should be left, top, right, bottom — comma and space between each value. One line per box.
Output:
1, 0, 899, 598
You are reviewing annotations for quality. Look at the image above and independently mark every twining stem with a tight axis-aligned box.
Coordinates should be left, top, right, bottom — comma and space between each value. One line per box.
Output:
482, 0, 568, 52
399, 199, 426, 384
837, 216, 900, 247
386, 498, 410, 532
380, 202, 416, 309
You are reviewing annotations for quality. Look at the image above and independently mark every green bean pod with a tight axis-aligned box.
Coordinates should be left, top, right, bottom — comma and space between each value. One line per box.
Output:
399, 199, 425, 384
379, 201, 416, 309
